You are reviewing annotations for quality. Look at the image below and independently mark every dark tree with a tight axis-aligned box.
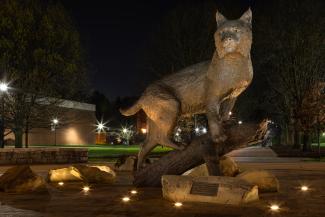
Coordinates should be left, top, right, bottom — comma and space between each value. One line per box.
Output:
0, 0, 87, 147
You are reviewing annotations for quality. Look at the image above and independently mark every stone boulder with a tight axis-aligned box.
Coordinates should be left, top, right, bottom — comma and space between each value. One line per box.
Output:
182, 164, 209, 177
115, 156, 136, 171
0, 166, 47, 193
236, 170, 279, 193
220, 156, 240, 177
48, 166, 83, 182
162, 175, 258, 205
73, 165, 116, 184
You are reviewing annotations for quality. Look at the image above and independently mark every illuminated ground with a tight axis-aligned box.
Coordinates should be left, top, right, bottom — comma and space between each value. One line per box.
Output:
0, 148, 325, 217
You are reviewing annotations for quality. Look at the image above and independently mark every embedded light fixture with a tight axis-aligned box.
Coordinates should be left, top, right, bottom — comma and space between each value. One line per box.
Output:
202, 128, 207, 134
122, 196, 130, 202
122, 128, 128, 133
229, 111, 232, 115
270, 204, 279, 211
195, 127, 199, 133
301, 186, 308, 191
238, 120, 243, 125
175, 132, 180, 136
83, 186, 90, 192
130, 190, 137, 194
58, 182, 64, 186
174, 202, 183, 207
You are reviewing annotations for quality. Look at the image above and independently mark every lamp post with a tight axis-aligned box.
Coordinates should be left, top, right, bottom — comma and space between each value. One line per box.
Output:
52, 118, 59, 146
0, 82, 8, 148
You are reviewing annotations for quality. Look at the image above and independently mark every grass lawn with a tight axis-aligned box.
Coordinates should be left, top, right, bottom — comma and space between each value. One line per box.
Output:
312, 143, 325, 147
30, 144, 172, 159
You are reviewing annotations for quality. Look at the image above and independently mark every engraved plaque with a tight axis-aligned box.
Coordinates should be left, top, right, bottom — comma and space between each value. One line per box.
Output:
190, 181, 219, 196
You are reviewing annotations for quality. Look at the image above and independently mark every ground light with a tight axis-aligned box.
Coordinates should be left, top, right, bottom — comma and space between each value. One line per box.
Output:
238, 120, 243, 125
174, 202, 183, 207
58, 182, 64, 186
270, 204, 280, 211
122, 196, 130, 202
130, 190, 137, 194
301, 185, 309, 191
83, 186, 90, 192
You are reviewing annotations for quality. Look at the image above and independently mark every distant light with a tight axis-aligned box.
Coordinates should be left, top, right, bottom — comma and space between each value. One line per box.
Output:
270, 204, 279, 211
52, 118, 59, 124
177, 128, 182, 132
130, 190, 137, 194
141, 128, 147, 134
175, 132, 180, 136
202, 128, 207, 134
58, 182, 64, 186
174, 202, 183, 207
0, 82, 8, 92
229, 111, 232, 116
238, 120, 243, 125
97, 123, 104, 130
83, 186, 90, 192
122, 128, 128, 133
195, 127, 199, 133
322, 132, 325, 136
301, 186, 308, 191
122, 196, 130, 202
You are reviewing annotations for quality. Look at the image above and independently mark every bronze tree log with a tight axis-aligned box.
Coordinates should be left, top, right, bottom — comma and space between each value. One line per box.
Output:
133, 121, 267, 187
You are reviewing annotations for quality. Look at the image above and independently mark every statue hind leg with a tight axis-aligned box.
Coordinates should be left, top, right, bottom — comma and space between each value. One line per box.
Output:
137, 99, 181, 169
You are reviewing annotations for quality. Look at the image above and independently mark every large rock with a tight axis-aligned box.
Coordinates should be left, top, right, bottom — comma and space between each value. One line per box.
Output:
115, 156, 136, 171
162, 175, 258, 205
0, 166, 47, 193
182, 164, 209, 177
237, 170, 279, 193
48, 166, 83, 182
73, 165, 116, 184
220, 156, 240, 177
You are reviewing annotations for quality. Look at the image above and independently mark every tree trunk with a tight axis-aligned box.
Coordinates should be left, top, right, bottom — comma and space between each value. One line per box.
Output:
25, 127, 29, 148
292, 129, 300, 149
134, 121, 268, 187
14, 128, 23, 148
302, 132, 312, 152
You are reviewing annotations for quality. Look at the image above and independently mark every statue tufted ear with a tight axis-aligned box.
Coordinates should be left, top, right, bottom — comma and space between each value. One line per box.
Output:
240, 8, 252, 25
216, 11, 227, 26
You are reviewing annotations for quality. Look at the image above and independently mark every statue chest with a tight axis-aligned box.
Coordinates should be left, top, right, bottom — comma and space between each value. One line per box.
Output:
207, 56, 253, 98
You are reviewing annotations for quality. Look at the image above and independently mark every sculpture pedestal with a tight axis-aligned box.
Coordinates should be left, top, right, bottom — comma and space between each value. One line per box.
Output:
162, 175, 259, 205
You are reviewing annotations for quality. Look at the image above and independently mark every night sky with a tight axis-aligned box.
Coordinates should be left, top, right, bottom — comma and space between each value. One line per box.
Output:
61, 0, 249, 100
61, 0, 178, 99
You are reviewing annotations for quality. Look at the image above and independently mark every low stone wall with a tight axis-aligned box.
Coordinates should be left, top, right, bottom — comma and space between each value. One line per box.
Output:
0, 148, 88, 165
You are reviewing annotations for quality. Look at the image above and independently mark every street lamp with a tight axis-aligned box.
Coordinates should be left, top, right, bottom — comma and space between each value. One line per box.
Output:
52, 118, 59, 146
0, 82, 8, 148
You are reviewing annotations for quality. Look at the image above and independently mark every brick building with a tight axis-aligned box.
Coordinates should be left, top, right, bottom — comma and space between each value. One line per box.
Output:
5, 100, 97, 146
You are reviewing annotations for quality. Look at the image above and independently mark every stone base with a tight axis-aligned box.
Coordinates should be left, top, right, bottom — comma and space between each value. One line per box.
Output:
0, 148, 88, 165
0, 166, 48, 193
162, 175, 258, 205
48, 165, 116, 184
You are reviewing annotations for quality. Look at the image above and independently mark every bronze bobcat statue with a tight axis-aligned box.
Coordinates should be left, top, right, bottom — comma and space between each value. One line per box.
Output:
121, 9, 253, 169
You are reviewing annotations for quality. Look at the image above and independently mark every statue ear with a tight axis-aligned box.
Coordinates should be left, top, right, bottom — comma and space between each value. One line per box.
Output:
216, 11, 227, 26
240, 8, 252, 25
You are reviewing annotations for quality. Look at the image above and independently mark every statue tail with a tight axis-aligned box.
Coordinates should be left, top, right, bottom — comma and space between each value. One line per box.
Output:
119, 101, 142, 116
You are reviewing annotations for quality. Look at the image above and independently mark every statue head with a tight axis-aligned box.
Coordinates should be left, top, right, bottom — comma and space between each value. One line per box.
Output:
214, 9, 252, 58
